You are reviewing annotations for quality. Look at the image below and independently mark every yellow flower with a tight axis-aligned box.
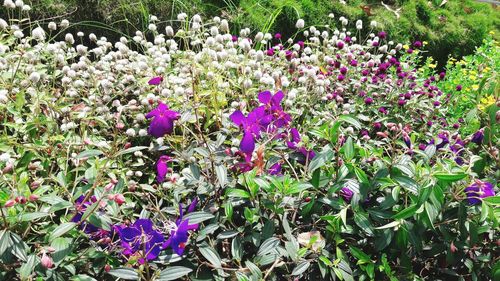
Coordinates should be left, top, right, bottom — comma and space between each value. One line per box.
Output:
478, 95, 496, 111
472, 84, 479, 91
423, 41, 428, 45
429, 64, 437, 69
469, 75, 477, 81
403, 44, 409, 50
489, 31, 495, 35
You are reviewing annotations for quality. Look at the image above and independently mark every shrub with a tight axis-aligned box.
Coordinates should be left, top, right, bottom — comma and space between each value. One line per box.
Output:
0, 4, 498, 281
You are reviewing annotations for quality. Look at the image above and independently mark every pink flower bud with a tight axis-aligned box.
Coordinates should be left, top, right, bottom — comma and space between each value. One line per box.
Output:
4, 199, 15, 208
15, 196, 26, 204
29, 194, 39, 202
41, 253, 54, 269
107, 194, 116, 200
116, 123, 125, 130
114, 194, 126, 205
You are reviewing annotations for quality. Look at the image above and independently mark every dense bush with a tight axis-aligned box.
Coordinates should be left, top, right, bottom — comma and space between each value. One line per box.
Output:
0, 3, 499, 281
1, 0, 499, 65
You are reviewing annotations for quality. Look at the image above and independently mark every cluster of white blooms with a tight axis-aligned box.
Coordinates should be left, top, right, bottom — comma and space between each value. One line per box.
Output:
0, 10, 454, 183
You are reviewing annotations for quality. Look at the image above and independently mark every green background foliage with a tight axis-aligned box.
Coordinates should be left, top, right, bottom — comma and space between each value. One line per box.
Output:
3, 0, 500, 65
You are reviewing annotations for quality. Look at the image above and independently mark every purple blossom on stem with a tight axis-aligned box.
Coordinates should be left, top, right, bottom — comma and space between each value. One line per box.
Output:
148, 76, 163, 85
114, 219, 166, 263
156, 155, 172, 183
146, 102, 180, 138
464, 180, 495, 205
340, 187, 354, 202
164, 200, 199, 256
471, 129, 484, 145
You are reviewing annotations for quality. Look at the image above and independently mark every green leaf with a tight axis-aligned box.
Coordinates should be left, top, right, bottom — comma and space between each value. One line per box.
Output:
215, 165, 228, 187
308, 146, 334, 172
393, 175, 419, 194
9, 232, 28, 261
71, 274, 97, 281
343, 137, 355, 161
257, 237, 280, 257
393, 205, 417, 220
76, 149, 103, 159
338, 115, 362, 129
374, 220, 401, 230
226, 188, 250, 199
50, 222, 76, 241
232, 236, 242, 261
291, 260, 311, 276
245, 261, 262, 279
115, 146, 148, 156
20, 254, 38, 279
158, 266, 193, 281
354, 212, 374, 236
51, 238, 72, 264
483, 196, 500, 205
199, 245, 222, 268
434, 173, 466, 182
19, 212, 49, 222
108, 268, 139, 280
349, 246, 371, 264
0, 230, 11, 255
183, 211, 214, 224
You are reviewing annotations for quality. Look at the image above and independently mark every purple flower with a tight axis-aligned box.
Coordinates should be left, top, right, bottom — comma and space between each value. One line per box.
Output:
336, 41, 344, 49
413, 41, 422, 48
164, 200, 199, 256
156, 155, 171, 183
364, 97, 373, 105
114, 219, 166, 263
471, 129, 484, 145
71, 195, 103, 235
297, 147, 315, 165
340, 187, 354, 202
274, 33, 281, 39
230, 107, 271, 154
435, 133, 449, 149
378, 31, 387, 39
148, 76, 163, 85
268, 162, 282, 175
286, 127, 301, 149
456, 85, 462, 91
402, 132, 411, 148
464, 180, 495, 205
146, 102, 180, 138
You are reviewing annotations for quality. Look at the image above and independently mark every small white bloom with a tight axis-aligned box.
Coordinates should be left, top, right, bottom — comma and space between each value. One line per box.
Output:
0, 152, 10, 162
48, 21, 56, 30
60, 19, 69, 29
65, 33, 74, 44
295, 19, 305, 29
29, 72, 40, 83
13, 30, 24, 38
31, 26, 45, 41
126, 128, 136, 137
165, 26, 174, 37
3, 0, 15, 9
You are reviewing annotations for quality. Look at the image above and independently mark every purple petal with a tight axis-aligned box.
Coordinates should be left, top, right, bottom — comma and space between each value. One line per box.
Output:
240, 132, 255, 154
230, 111, 246, 126
258, 91, 272, 104
156, 158, 169, 183
271, 91, 284, 106
187, 198, 197, 213
148, 76, 163, 85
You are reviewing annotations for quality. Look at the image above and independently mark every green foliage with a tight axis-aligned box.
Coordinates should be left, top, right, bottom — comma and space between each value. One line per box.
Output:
1, 0, 499, 63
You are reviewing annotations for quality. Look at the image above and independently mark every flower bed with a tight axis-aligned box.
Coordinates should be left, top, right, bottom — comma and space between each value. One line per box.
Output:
0, 4, 498, 281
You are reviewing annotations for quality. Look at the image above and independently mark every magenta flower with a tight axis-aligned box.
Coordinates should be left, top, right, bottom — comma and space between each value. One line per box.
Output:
114, 219, 166, 263
146, 102, 180, 138
156, 155, 172, 183
230, 106, 271, 154
268, 162, 282, 175
464, 180, 495, 205
148, 76, 163, 85
340, 187, 354, 202
471, 129, 484, 145
164, 200, 199, 256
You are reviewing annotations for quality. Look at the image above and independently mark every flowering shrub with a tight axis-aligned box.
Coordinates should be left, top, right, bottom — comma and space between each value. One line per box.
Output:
0, 3, 498, 281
